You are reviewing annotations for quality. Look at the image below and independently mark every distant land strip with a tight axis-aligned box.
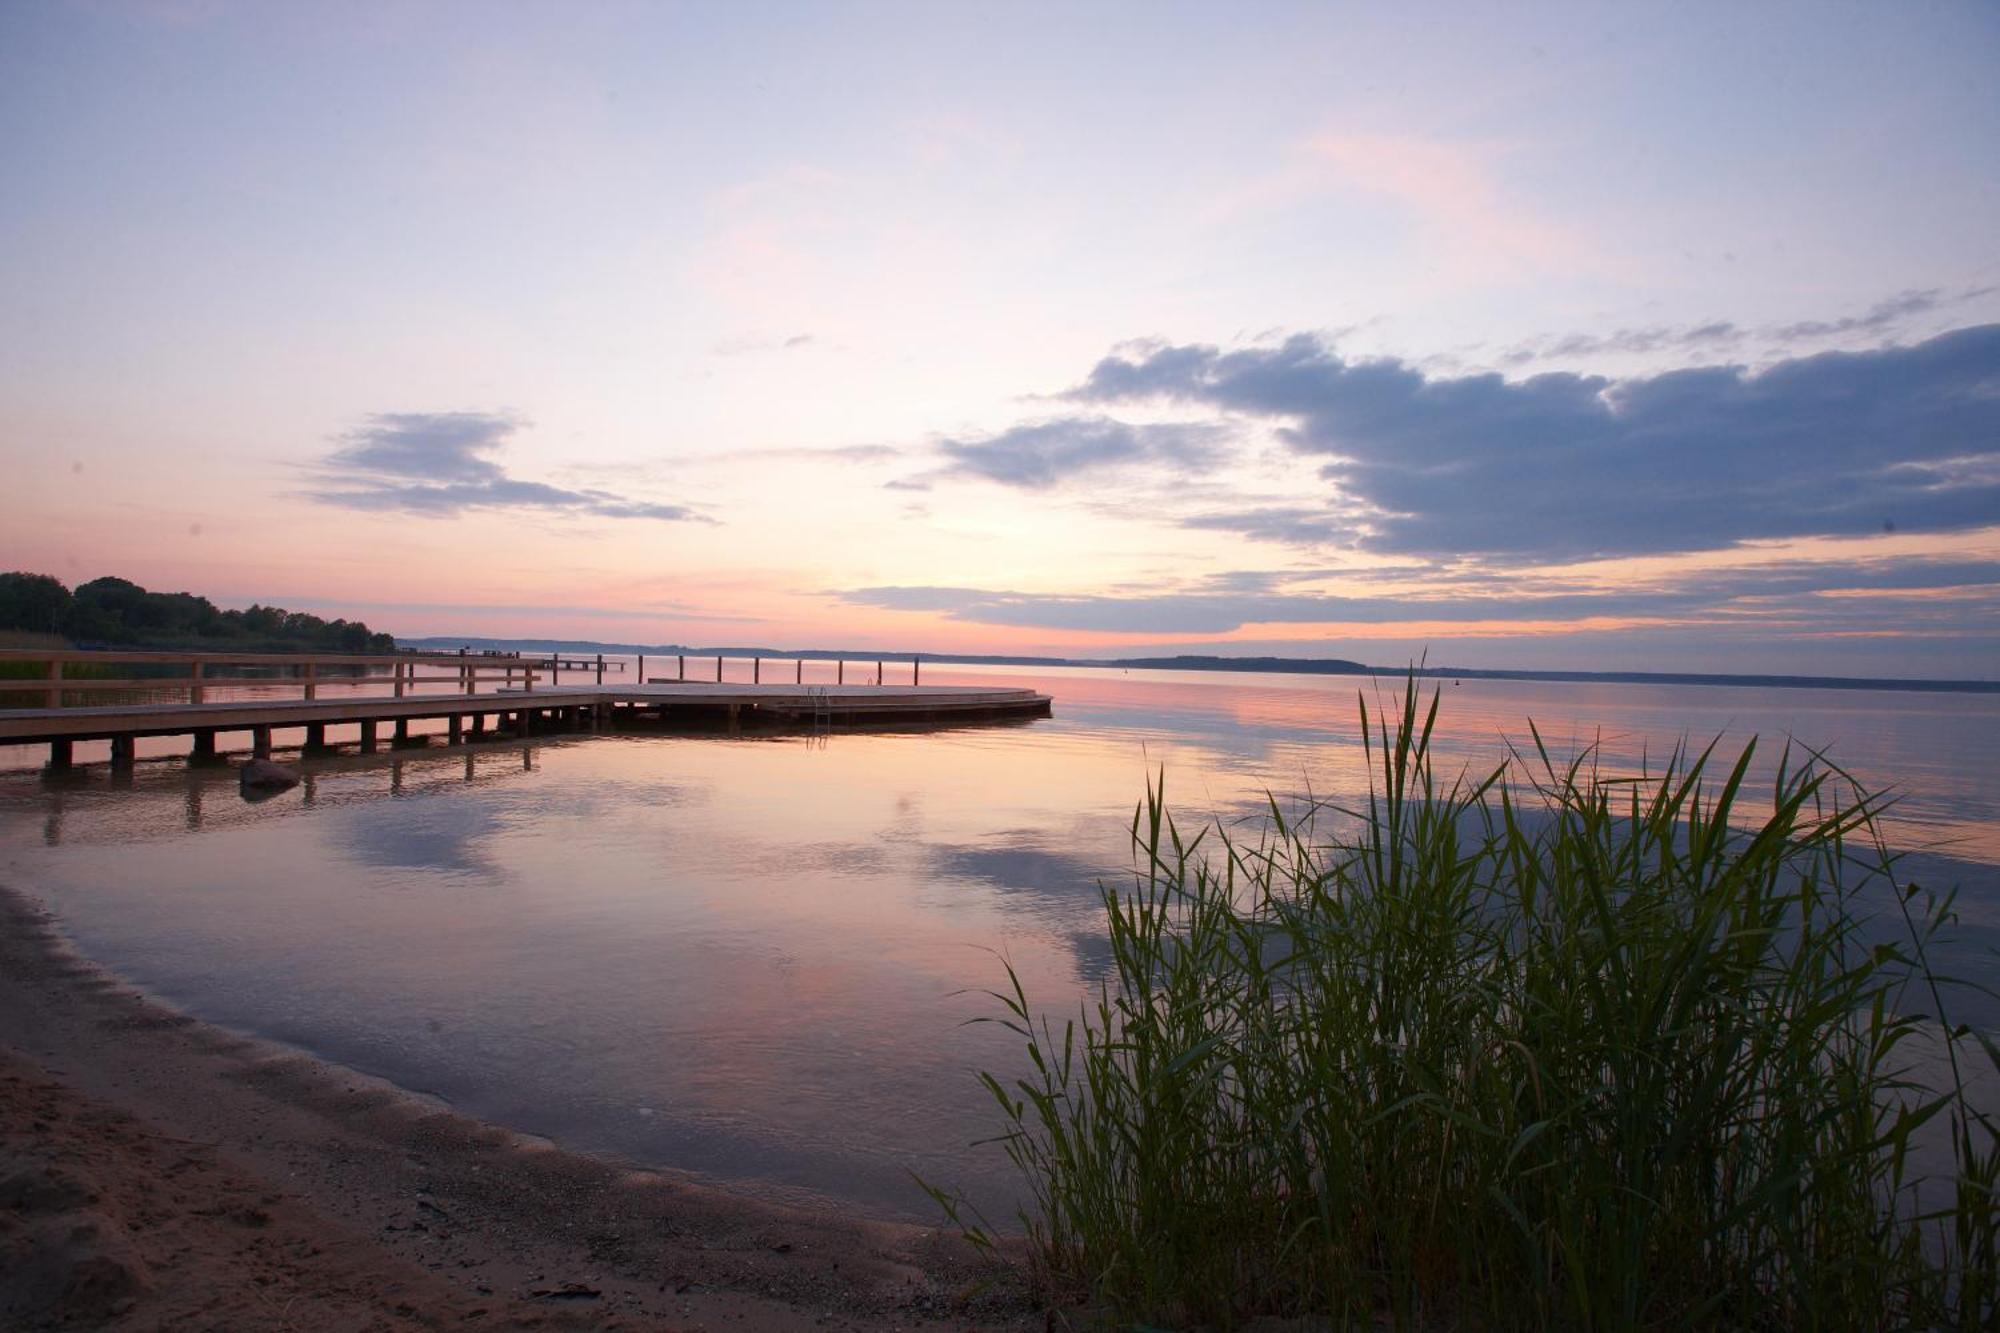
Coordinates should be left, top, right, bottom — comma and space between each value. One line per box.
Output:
399, 637, 2000, 696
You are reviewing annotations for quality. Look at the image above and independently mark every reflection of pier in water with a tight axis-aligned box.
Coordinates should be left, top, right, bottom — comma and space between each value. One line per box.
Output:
39, 739, 552, 847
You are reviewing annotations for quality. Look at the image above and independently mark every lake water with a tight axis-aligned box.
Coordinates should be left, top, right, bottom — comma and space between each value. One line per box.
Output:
2, 664, 1997, 1222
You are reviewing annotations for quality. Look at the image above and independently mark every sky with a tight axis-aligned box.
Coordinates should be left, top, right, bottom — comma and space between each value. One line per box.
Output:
2, 0, 1997, 677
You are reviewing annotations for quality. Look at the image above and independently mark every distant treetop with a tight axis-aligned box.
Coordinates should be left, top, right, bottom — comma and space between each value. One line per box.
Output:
0, 572, 395, 653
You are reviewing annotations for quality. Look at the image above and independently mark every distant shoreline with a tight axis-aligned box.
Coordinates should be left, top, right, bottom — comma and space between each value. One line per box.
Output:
399, 637, 2000, 697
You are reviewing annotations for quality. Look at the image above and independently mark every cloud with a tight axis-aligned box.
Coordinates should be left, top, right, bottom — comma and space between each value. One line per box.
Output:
1503, 321, 1745, 364
837, 553, 2000, 636
1771, 289, 1953, 342
1502, 287, 1998, 366
924, 416, 1227, 489
1179, 506, 1352, 546
309, 412, 709, 522
1070, 324, 2000, 561
711, 332, 816, 356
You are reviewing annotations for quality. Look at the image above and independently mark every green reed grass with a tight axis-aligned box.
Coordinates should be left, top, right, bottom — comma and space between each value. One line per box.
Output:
939, 677, 1999, 1330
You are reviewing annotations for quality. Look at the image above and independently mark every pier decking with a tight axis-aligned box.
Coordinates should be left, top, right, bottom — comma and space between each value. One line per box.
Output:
0, 650, 1052, 770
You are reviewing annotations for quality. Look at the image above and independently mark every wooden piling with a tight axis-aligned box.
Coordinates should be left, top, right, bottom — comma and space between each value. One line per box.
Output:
304, 722, 328, 753
47, 739, 73, 771
251, 726, 272, 760
110, 736, 136, 769
448, 715, 463, 744
189, 731, 218, 764
359, 720, 378, 754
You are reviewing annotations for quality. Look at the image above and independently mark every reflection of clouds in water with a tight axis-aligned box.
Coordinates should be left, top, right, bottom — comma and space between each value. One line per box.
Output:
930, 841, 1120, 982
1066, 929, 1117, 985
933, 843, 1113, 905
333, 797, 510, 877
333, 778, 698, 878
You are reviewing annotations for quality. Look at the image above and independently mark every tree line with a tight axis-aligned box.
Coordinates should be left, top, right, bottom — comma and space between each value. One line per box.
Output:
0, 572, 396, 653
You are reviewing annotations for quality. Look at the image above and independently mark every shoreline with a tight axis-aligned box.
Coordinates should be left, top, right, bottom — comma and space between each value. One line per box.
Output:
0, 881, 1034, 1331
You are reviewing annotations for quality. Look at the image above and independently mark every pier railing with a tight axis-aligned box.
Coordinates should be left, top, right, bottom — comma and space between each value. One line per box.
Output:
634, 653, 922, 687
0, 649, 544, 709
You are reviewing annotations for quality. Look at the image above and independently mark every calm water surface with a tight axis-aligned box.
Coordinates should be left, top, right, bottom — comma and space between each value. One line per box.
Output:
3, 665, 1996, 1221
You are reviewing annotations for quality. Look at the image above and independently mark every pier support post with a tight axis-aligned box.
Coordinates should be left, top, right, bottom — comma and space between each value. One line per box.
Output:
727, 702, 741, 733
46, 739, 73, 772
359, 720, 378, 754
189, 730, 220, 765
471, 713, 487, 739
303, 723, 329, 754
448, 715, 463, 744
393, 718, 412, 746
251, 726, 272, 760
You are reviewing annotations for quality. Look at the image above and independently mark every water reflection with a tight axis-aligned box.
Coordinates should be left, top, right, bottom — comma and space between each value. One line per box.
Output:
0, 670, 1995, 1223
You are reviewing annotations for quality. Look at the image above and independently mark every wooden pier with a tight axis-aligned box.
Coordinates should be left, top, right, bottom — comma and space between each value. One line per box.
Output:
0, 649, 1052, 770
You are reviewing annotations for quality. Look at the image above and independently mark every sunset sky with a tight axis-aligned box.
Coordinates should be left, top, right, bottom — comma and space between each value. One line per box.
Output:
3, 1, 1996, 675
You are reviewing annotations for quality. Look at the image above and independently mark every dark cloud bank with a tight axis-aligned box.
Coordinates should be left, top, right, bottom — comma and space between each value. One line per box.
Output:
310, 412, 705, 521
856, 323, 1999, 644
1076, 322, 2000, 561
923, 323, 1998, 564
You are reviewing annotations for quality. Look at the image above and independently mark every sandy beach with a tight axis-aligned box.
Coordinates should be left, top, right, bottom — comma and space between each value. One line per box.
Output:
0, 884, 1034, 1332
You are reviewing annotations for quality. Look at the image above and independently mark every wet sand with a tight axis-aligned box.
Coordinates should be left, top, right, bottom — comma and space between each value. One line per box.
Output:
0, 884, 1035, 1331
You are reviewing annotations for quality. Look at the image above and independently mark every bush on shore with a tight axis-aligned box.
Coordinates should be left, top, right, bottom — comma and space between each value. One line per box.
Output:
0, 571, 394, 653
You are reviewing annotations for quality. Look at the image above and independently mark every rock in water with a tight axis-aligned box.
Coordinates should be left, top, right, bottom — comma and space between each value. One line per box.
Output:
238, 758, 301, 791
